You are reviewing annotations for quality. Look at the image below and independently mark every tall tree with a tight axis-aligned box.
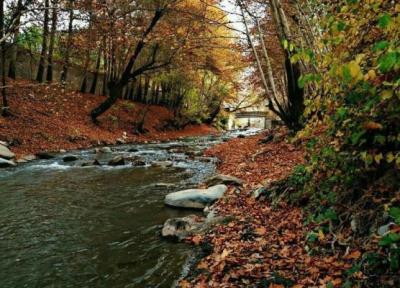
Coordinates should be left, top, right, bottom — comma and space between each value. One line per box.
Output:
36, 0, 50, 83
60, 0, 74, 84
80, 1, 94, 93
90, 5, 171, 123
0, 0, 8, 116
8, 0, 23, 79
46, 0, 58, 82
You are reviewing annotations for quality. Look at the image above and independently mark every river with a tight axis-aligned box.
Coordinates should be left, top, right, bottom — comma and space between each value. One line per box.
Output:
0, 129, 259, 288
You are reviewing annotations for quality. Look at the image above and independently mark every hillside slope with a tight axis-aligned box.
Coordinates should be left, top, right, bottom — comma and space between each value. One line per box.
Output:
0, 80, 217, 157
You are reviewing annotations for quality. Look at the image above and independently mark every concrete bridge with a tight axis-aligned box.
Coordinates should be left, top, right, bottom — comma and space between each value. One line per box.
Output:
228, 110, 273, 130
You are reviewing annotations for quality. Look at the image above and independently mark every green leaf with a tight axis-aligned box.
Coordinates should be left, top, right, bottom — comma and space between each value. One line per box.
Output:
350, 130, 365, 145
379, 233, 400, 246
378, 52, 398, 73
389, 207, 400, 224
373, 40, 389, 52
337, 21, 346, 31
342, 65, 352, 82
378, 14, 392, 29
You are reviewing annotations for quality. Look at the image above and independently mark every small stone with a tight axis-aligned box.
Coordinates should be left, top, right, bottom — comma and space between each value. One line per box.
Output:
195, 157, 214, 163
252, 187, 267, 198
35, 152, 55, 159
22, 154, 37, 161
108, 156, 125, 166
59, 149, 67, 153
161, 215, 204, 241
378, 223, 395, 236
116, 138, 126, 144
81, 159, 101, 167
132, 160, 146, 166
151, 161, 173, 168
63, 155, 79, 162
0, 158, 17, 168
205, 174, 244, 187
99, 147, 112, 153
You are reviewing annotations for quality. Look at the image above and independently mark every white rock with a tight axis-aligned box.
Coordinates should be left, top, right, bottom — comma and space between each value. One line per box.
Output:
165, 184, 227, 209
0, 144, 15, 159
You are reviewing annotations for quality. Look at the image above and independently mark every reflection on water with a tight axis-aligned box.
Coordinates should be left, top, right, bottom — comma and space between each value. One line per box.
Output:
0, 137, 220, 288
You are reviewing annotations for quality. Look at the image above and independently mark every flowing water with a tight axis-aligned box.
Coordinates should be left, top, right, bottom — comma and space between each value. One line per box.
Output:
0, 130, 260, 288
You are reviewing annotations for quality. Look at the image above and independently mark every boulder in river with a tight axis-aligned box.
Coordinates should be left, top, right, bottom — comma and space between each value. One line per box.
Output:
63, 155, 79, 162
22, 154, 37, 161
0, 158, 17, 168
108, 156, 125, 166
0, 144, 15, 159
151, 161, 173, 168
128, 148, 139, 152
96, 147, 112, 154
205, 174, 244, 187
35, 152, 55, 159
164, 184, 228, 209
80, 159, 101, 167
132, 160, 146, 166
161, 215, 204, 241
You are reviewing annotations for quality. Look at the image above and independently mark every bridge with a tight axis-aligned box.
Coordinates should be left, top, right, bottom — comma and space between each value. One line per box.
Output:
227, 110, 273, 130
235, 111, 270, 119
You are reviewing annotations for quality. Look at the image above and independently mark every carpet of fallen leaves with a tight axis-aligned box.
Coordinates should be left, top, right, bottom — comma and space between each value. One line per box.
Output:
0, 80, 217, 157
181, 131, 361, 288
204, 130, 304, 187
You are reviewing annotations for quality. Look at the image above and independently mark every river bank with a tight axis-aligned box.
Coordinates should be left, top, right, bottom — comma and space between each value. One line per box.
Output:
179, 129, 360, 287
0, 80, 218, 158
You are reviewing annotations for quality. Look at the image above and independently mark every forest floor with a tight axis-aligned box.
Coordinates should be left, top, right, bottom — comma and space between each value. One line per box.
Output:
0, 80, 217, 157
181, 130, 363, 288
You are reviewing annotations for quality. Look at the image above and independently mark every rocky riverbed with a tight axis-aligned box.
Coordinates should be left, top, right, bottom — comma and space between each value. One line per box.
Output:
0, 129, 261, 288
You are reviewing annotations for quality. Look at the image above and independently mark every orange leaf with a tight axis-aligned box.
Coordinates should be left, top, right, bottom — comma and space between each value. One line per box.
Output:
363, 121, 383, 130
344, 250, 361, 260
255, 226, 267, 235
269, 284, 284, 288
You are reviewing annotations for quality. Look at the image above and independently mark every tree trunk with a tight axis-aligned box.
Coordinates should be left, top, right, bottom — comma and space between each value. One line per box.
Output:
46, 0, 58, 82
0, 0, 8, 116
91, 82, 122, 123
60, 0, 74, 85
36, 0, 50, 83
8, 0, 23, 79
80, 1, 93, 93
89, 48, 101, 95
